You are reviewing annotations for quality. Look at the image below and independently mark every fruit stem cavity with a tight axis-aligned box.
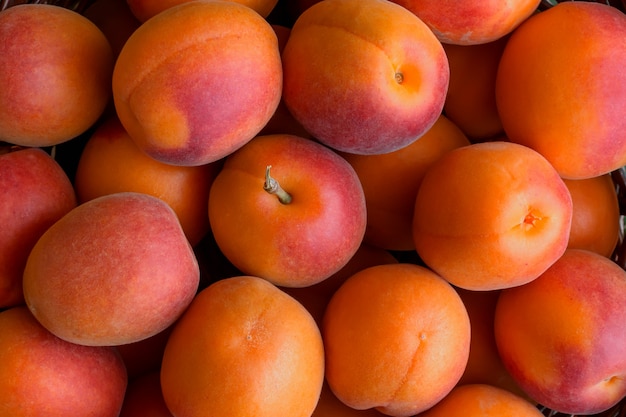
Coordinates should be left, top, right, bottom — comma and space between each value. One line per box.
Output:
264, 165, 292, 204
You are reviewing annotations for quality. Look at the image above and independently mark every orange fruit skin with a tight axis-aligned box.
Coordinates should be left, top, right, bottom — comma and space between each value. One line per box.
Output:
563, 174, 620, 258
160, 276, 325, 417
417, 383, 544, 417
0, 306, 128, 417
323, 263, 471, 416
22, 192, 200, 347
494, 249, 626, 415
495, 2, 626, 179
413, 141, 573, 291
0, 147, 77, 309
282, 0, 449, 155
0, 4, 114, 147
390, 0, 540, 45
208, 134, 367, 288
112, 0, 283, 166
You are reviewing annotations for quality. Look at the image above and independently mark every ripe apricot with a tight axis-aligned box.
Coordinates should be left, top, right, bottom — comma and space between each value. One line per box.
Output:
340, 114, 470, 251
0, 4, 114, 147
494, 249, 626, 415
0, 147, 77, 308
442, 37, 508, 141
563, 174, 620, 258
495, 1, 626, 179
160, 276, 325, 417
323, 263, 471, 416
389, 0, 540, 45
74, 116, 220, 247
208, 134, 367, 288
112, 0, 283, 166
0, 306, 127, 417
417, 384, 544, 417
413, 141, 573, 291
22, 192, 200, 346
281, 0, 449, 155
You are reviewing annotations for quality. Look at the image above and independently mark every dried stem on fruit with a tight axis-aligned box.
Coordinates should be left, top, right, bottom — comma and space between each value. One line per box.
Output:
263, 165, 292, 204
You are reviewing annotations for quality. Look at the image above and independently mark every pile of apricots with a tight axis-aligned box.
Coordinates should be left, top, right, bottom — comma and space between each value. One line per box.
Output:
1, 0, 626, 416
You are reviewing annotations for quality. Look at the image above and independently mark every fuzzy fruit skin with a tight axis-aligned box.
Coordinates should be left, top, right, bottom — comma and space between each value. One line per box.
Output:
495, 249, 626, 415
0, 147, 77, 308
281, 0, 449, 155
208, 134, 367, 288
112, 0, 283, 167
22, 191, 200, 347
0, 4, 114, 147
495, 1, 626, 179
0, 306, 128, 417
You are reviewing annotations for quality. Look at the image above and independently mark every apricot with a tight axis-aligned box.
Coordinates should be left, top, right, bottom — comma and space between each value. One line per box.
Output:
0, 306, 127, 417
74, 116, 220, 246
564, 174, 620, 258
495, 1, 626, 179
340, 114, 470, 251
22, 192, 200, 346
494, 249, 626, 415
160, 275, 325, 417
323, 263, 471, 416
442, 37, 508, 141
112, 0, 283, 166
0, 147, 77, 308
389, 0, 540, 45
0, 4, 114, 147
417, 384, 544, 417
413, 141, 573, 291
281, 0, 449, 155
208, 134, 367, 288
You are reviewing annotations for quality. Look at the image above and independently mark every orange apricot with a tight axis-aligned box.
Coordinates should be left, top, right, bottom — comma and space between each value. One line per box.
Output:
564, 174, 620, 258
112, 0, 283, 166
390, 0, 540, 45
323, 263, 471, 416
494, 249, 626, 415
495, 1, 626, 179
74, 116, 220, 246
413, 141, 573, 291
281, 0, 449, 155
417, 384, 544, 417
0, 4, 114, 147
340, 114, 470, 251
160, 276, 325, 417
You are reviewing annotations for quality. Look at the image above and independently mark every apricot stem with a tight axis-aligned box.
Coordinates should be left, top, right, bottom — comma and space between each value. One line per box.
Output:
264, 165, 292, 204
